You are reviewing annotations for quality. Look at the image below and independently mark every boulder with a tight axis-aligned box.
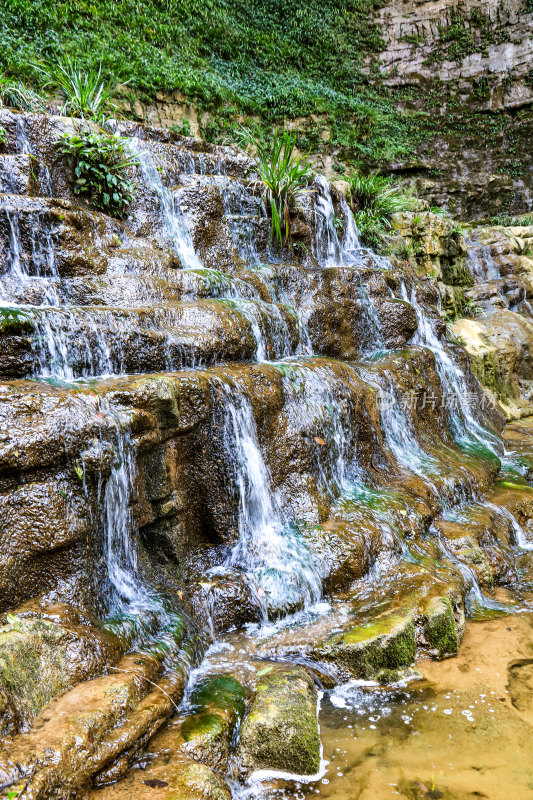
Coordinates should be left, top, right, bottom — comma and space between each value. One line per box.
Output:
237, 666, 320, 776
422, 596, 459, 659
314, 610, 416, 681
180, 674, 245, 770
0, 607, 120, 735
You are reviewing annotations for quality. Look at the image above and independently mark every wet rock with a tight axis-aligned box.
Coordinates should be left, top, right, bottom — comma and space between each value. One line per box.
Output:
188, 568, 262, 635
0, 606, 121, 735
160, 762, 231, 800
315, 610, 416, 681
0, 154, 41, 195
375, 297, 418, 349
0, 653, 186, 797
237, 666, 320, 776
91, 759, 231, 800
180, 674, 245, 770
301, 519, 378, 595
422, 596, 459, 659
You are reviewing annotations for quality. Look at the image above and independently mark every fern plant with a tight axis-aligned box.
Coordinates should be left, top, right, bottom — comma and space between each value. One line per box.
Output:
246, 127, 312, 249
35, 56, 116, 121
57, 128, 139, 217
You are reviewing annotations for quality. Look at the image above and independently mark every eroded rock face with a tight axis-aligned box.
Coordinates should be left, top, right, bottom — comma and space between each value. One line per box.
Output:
375, 1, 533, 217
237, 667, 320, 776
0, 604, 120, 735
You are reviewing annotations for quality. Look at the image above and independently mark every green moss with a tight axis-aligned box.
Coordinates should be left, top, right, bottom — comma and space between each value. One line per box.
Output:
317, 611, 416, 680
0, 618, 68, 732
192, 675, 245, 719
468, 349, 515, 407
423, 597, 458, 658
238, 667, 320, 775
440, 258, 474, 287
181, 712, 225, 742
0, 308, 34, 335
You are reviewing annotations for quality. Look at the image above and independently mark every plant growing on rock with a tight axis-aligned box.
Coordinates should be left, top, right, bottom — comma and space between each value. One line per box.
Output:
34, 56, 116, 121
0, 72, 46, 112
348, 173, 416, 250
246, 127, 312, 249
56, 128, 139, 217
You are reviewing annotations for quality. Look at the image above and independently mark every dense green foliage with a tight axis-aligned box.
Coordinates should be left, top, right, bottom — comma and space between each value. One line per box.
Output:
0, 0, 530, 184
348, 173, 415, 249
247, 128, 312, 248
0, 71, 46, 112
0, 0, 425, 164
57, 128, 139, 216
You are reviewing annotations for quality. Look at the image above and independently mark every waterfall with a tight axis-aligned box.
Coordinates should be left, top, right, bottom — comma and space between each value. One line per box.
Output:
130, 138, 203, 270
14, 116, 52, 196
358, 283, 386, 355
217, 379, 322, 618
102, 426, 143, 609
0, 203, 60, 305
86, 395, 193, 662
430, 522, 513, 617
400, 281, 502, 457
465, 233, 501, 281
311, 175, 361, 267
275, 361, 358, 498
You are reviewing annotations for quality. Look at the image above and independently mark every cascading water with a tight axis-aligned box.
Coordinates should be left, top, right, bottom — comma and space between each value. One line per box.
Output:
215, 379, 322, 618
0, 203, 60, 305
130, 138, 203, 271
311, 175, 361, 267
3, 111, 533, 800
85, 394, 196, 664
465, 233, 501, 281
400, 280, 503, 457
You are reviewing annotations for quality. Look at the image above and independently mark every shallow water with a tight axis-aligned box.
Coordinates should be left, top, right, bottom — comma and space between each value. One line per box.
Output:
243, 611, 533, 800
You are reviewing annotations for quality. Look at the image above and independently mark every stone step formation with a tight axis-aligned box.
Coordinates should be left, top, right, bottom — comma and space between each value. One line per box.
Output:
0, 108, 532, 799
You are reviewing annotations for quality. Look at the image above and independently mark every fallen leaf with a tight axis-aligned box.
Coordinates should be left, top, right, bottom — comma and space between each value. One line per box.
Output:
257, 665, 273, 676
399, 509, 407, 516
142, 778, 168, 788
313, 436, 325, 445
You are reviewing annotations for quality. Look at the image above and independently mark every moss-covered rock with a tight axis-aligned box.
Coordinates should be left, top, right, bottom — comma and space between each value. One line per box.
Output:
237, 666, 320, 776
180, 674, 245, 770
0, 308, 34, 335
422, 596, 459, 659
314, 610, 416, 680
0, 611, 120, 735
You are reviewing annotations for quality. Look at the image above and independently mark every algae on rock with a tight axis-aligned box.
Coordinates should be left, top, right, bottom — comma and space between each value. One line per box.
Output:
237, 667, 321, 776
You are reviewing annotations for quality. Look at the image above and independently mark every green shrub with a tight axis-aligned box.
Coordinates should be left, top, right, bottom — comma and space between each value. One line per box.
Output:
246, 127, 313, 249
169, 119, 192, 137
0, 125, 6, 146
348, 173, 415, 250
56, 128, 139, 217
34, 56, 116, 121
0, 72, 46, 112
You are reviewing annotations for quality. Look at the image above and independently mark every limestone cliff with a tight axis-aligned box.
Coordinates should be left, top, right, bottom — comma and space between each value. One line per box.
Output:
376, 0, 533, 217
